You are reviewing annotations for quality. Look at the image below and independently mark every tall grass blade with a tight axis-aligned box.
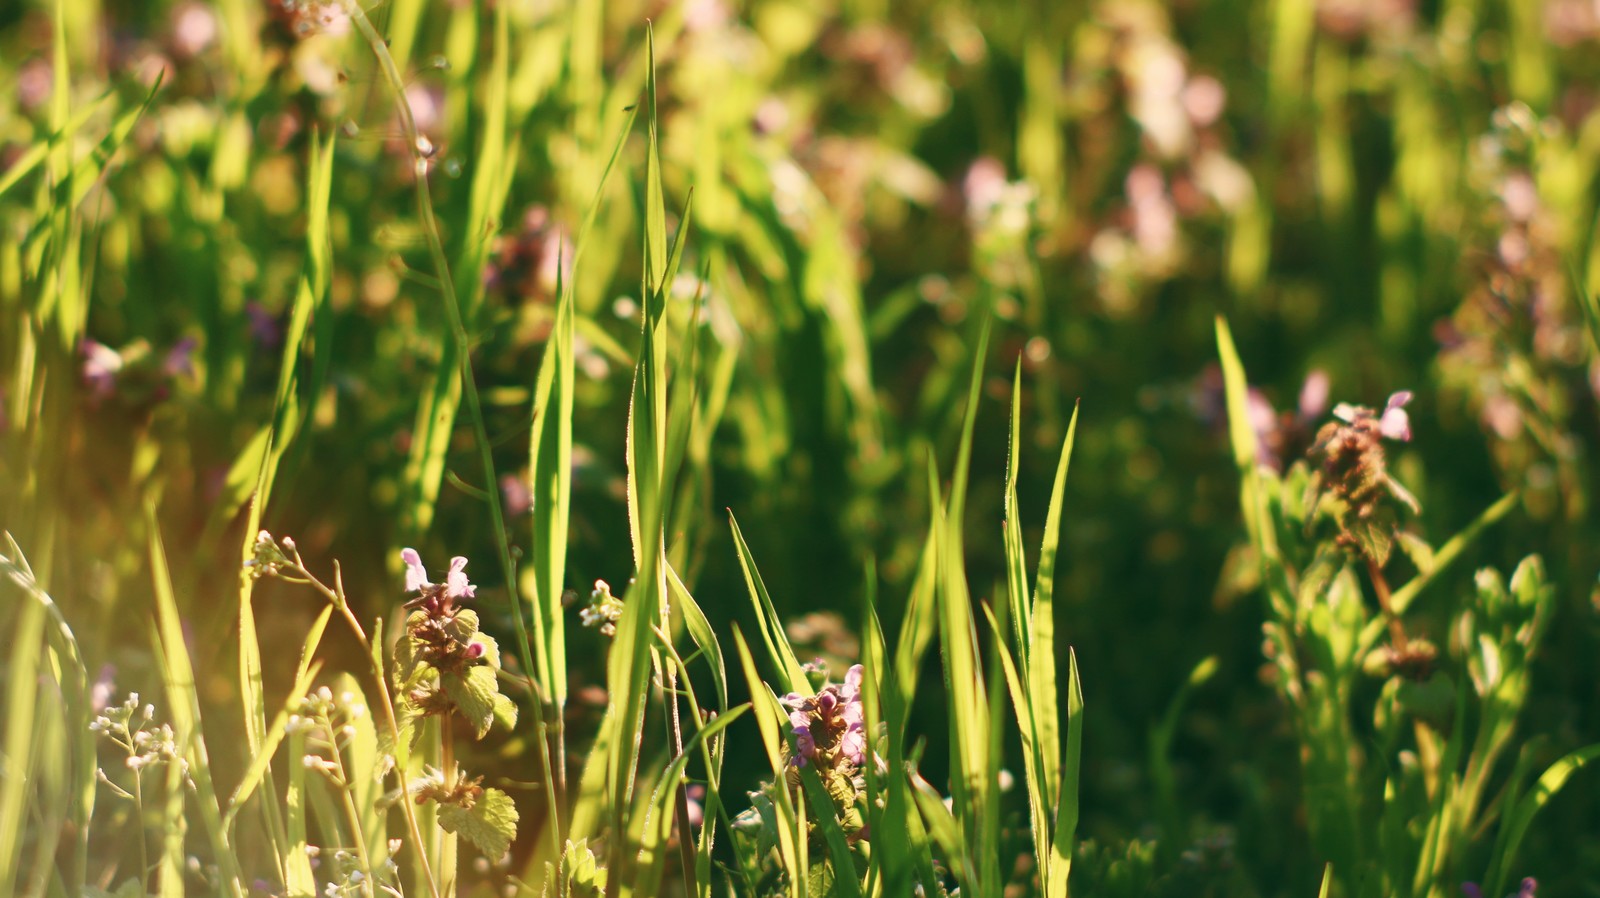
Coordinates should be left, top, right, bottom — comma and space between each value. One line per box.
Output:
728, 511, 809, 693
932, 309, 997, 896
0, 535, 93, 894
0, 600, 44, 898
146, 507, 245, 897
732, 629, 805, 898
1484, 743, 1600, 896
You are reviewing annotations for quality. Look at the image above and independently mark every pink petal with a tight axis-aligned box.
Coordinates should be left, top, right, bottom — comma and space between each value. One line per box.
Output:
1298, 371, 1330, 420
400, 548, 429, 592
1385, 390, 1413, 411
445, 556, 474, 599
841, 724, 867, 765
1379, 406, 1411, 441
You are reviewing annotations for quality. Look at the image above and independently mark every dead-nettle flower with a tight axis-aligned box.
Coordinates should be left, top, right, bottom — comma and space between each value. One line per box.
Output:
1248, 370, 1331, 471
399, 548, 492, 679
1311, 391, 1419, 562
781, 664, 866, 769
81, 340, 126, 399
1312, 391, 1418, 504
1332, 390, 1413, 442
401, 548, 476, 616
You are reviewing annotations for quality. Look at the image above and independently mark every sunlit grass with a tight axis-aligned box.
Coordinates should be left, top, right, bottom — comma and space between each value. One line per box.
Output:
3, 0, 1600, 896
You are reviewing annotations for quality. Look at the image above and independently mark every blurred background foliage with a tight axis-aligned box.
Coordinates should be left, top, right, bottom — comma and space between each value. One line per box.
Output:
3, 0, 1600, 893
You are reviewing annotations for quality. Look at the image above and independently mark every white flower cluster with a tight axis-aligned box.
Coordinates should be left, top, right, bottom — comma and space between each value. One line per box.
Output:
88, 693, 188, 778
285, 685, 369, 783
579, 579, 625, 636
314, 845, 402, 898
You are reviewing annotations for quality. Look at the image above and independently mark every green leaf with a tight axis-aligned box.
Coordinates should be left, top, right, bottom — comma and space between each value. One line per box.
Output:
438, 787, 519, 860
445, 608, 483, 642
1348, 514, 1394, 567
442, 665, 503, 739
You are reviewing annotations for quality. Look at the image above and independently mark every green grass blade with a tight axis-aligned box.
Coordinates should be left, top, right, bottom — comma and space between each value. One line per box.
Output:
933, 309, 997, 897
528, 258, 576, 712
728, 511, 809, 693
629, 706, 748, 898
1215, 315, 1277, 560
0, 535, 93, 894
1032, 400, 1078, 852
0, 91, 117, 200
1484, 743, 1600, 896
0, 600, 44, 898
1047, 648, 1084, 898
893, 464, 940, 719
796, 765, 866, 898
1002, 360, 1032, 664
284, 723, 317, 898
146, 507, 244, 897
668, 563, 727, 710
982, 601, 1049, 885
732, 629, 805, 898
224, 606, 332, 827
1389, 492, 1519, 616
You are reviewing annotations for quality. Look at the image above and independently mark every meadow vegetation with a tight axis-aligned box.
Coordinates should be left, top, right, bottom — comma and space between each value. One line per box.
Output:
2, 0, 1600, 896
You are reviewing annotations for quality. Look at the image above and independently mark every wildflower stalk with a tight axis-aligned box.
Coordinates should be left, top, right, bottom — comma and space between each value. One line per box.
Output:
130, 759, 150, 891
440, 716, 457, 898
1365, 557, 1409, 653
337, 0, 563, 855
311, 705, 376, 898
665, 661, 697, 897
1366, 554, 1443, 795
275, 543, 442, 898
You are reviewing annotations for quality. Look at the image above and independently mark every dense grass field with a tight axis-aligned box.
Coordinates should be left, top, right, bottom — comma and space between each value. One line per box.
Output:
4, 0, 1600, 896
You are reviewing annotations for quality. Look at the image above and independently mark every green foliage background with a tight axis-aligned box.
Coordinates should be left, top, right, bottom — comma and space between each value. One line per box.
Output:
2, 0, 1599, 894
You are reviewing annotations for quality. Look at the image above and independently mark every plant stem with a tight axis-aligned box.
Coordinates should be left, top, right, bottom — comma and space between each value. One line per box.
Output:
440, 715, 456, 898
288, 553, 442, 898
131, 770, 150, 894
1365, 556, 1409, 653
320, 711, 376, 898
336, 0, 563, 860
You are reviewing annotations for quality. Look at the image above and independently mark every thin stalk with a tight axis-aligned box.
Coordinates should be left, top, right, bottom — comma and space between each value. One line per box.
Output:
338, 0, 563, 856
666, 663, 697, 896
440, 716, 457, 898
130, 770, 150, 893
1368, 556, 1441, 796
285, 549, 442, 898
1366, 557, 1409, 653
318, 710, 377, 898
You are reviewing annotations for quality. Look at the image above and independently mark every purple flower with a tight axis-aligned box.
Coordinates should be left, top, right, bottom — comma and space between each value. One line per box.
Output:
1378, 391, 1412, 441
400, 549, 476, 613
1299, 371, 1331, 421
163, 336, 198, 380
500, 473, 532, 517
781, 664, 867, 769
245, 302, 282, 347
81, 340, 124, 399
1333, 390, 1412, 443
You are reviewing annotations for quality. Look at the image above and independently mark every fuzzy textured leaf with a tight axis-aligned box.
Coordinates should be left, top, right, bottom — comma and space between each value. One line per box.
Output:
442, 664, 502, 739
438, 787, 518, 860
